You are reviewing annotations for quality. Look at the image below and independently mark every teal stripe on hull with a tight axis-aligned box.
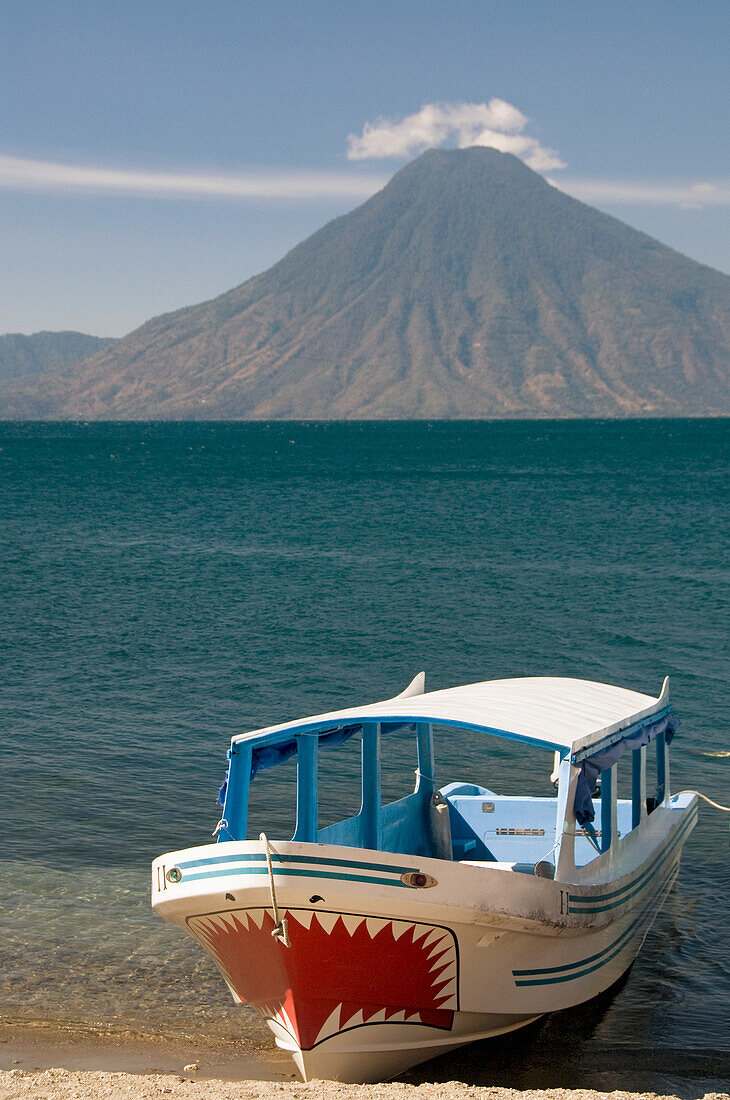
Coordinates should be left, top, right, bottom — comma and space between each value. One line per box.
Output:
179, 865, 410, 888
513, 810, 695, 987
514, 862, 679, 986
568, 807, 695, 908
567, 808, 696, 914
512, 853, 677, 985
177, 851, 416, 875
514, 903, 647, 976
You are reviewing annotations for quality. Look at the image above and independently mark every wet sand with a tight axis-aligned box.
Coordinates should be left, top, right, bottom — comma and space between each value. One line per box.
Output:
0, 1017, 289, 1080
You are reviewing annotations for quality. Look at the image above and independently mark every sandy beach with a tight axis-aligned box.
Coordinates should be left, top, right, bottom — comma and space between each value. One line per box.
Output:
2, 1069, 728, 1100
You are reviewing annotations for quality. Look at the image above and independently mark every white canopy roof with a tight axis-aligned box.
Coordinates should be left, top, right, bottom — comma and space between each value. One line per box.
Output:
232, 675, 670, 758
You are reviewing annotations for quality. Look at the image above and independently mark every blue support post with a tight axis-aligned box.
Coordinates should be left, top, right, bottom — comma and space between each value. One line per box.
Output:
360, 722, 382, 850
220, 745, 251, 842
656, 730, 670, 804
632, 747, 646, 829
657, 730, 666, 802
415, 722, 435, 795
293, 733, 319, 842
600, 764, 615, 853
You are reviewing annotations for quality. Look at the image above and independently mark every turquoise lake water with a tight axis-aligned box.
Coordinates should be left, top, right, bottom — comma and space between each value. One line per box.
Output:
1, 420, 728, 1086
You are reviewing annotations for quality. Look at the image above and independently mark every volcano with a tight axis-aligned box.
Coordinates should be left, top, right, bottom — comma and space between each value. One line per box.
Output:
3, 146, 729, 419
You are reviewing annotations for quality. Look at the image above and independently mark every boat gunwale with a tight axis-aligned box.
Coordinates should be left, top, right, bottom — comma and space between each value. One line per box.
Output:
152, 793, 697, 934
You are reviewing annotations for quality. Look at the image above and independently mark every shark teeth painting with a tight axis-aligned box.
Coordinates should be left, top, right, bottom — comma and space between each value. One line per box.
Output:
188, 908, 458, 1051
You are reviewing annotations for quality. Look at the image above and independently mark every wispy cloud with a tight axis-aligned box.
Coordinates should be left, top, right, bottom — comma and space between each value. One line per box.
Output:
0, 155, 387, 201
3, 152, 727, 214
551, 177, 730, 209
347, 99, 566, 172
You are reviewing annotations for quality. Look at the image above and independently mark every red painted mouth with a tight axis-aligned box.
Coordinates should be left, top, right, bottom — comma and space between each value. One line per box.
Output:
189, 908, 458, 1050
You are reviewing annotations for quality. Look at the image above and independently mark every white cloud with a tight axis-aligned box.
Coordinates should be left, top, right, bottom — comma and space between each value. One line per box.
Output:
0, 155, 387, 201
347, 99, 566, 171
550, 177, 730, 208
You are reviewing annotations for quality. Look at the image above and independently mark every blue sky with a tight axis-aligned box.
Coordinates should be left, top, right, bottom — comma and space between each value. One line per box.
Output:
2, 0, 728, 336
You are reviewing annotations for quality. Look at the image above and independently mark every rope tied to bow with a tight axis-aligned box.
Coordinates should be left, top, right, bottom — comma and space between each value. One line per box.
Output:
260, 832, 290, 947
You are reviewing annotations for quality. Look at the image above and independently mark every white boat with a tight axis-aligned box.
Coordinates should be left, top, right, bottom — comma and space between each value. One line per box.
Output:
152, 674, 697, 1082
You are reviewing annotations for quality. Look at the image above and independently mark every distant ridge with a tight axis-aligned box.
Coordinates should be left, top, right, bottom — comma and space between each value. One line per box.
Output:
0, 330, 115, 383
2, 147, 729, 419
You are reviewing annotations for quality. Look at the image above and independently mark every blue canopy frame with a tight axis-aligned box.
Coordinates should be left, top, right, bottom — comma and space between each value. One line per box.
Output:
217, 718, 438, 848
216, 704, 678, 858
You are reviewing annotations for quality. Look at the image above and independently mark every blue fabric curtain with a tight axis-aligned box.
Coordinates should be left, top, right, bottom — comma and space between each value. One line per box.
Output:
573, 714, 678, 825
248, 723, 363, 779
218, 720, 417, 803
217, 763, 230, 807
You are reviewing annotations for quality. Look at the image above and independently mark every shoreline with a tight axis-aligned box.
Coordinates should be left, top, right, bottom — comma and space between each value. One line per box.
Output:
1, 1018, 728, 1100
0, 1017, 289, 1081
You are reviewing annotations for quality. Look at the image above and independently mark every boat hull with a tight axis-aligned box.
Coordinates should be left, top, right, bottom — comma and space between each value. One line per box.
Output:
280, 1011, 540, 1083
152, 795, 696, 1081
184, 902, 543, 1080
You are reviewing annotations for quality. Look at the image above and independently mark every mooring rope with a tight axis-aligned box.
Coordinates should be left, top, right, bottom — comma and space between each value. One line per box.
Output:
259, 832, 290, 947
676, 790, 730, 812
